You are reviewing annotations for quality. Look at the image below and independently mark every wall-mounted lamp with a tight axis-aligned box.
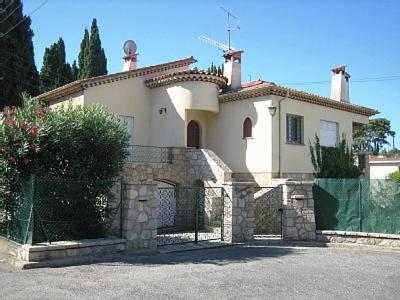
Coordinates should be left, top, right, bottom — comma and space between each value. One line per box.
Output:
159, 108, 167, 115
268, 105, 277, 117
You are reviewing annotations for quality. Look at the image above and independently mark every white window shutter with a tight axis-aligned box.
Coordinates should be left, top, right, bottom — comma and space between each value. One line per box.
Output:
320, 120, 338, 147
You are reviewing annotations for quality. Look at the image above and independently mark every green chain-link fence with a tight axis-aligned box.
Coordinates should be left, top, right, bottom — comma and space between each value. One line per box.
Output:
0, 176, 121, 244
314, 179, 400, 234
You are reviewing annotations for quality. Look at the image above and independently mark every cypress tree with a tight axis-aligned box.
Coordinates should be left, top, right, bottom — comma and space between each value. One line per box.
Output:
71, 60, 79, 80
0, 0, 39, 108
78, 29, 90, 79
39, 38, 74, 93
88, 18, 107, 77
77, 19, 107, 79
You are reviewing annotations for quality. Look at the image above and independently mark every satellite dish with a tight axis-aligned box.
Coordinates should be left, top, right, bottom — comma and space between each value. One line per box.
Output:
123, 40, 137, 55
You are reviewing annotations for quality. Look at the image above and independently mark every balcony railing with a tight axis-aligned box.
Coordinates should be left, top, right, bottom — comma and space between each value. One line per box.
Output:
126, 145, 173, 163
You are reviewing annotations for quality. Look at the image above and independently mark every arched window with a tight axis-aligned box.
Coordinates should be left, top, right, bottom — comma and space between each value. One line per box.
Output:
243, 117, 253, 138
187, 120, 200, 149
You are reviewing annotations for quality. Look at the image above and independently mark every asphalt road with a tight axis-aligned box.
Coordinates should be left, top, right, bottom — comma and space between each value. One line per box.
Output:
0, 244, 399, 299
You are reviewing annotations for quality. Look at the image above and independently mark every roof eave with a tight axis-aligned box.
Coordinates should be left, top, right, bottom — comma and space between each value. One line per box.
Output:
219, 85, 378, 117
36, 56, 197, 102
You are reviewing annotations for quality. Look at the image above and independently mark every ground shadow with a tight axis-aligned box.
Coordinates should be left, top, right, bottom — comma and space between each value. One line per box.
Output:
40, 243, 304, 269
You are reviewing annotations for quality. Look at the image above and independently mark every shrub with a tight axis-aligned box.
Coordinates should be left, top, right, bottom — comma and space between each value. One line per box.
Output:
309, 134, 361, 178
0, 96, 129, 242
388, 171, 400, 181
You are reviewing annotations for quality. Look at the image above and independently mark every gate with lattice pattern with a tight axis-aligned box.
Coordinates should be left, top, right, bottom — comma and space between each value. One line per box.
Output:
157, 187, 225, 246
254, 186, 283, 238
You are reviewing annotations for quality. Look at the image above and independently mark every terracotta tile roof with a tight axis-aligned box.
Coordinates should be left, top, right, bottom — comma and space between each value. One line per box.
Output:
144, 69, 227, 88
240, 80, 275, 90
36, 56, 197, 101
219, 80, 378, 117
369, 156, 400, 163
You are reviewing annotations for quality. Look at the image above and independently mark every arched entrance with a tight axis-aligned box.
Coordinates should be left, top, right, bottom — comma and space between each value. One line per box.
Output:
187, 120, 200, 149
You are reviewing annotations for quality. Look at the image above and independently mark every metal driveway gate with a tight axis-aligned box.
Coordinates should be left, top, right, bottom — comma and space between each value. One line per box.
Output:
157, 187, 225, 246
254, 186, 283, 238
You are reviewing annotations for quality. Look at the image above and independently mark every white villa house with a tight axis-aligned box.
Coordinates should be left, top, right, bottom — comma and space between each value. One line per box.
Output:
37, 43, 378, 185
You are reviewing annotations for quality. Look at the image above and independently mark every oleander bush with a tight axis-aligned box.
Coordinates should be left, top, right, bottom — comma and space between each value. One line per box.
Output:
0, 96, 129, 242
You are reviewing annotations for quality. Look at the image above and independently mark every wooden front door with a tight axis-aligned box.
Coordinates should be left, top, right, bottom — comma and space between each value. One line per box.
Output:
187, 120, 200, 149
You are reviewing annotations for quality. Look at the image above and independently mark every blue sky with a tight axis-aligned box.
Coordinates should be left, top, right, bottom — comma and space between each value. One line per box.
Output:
24, 0, 400, 147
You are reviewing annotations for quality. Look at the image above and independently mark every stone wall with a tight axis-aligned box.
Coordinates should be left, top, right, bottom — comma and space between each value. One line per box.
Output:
282, 181, 316, 240
223, 182, 255, 243
316, 230, 400, 248
122, 181, 159, 250
122, 147, 232, 187
231, 172, 313, 186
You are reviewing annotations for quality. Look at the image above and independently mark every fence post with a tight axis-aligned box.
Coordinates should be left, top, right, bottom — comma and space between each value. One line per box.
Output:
220, 188, 225, 242
359, 180, 362, 232
25, 175, 35, 245
194, 188, 199, 244
119, 177, 124, 239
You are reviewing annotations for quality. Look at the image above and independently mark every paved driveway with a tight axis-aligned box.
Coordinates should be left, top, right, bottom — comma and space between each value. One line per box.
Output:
0, 244, 399, 299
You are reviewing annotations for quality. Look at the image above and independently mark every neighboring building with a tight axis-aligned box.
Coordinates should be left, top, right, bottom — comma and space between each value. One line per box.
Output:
369, 156, 400, 179
37, 42, 378, 185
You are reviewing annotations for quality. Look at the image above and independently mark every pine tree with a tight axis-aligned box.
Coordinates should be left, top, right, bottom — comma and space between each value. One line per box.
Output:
0, 0, 39, 108
78, 29, 90, 79
39, 38, 74, 93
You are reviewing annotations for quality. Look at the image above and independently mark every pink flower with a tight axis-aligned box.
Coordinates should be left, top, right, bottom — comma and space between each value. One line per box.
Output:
9, 107, 16, 116
8, 119, 16, 127
30, 125, 40, 134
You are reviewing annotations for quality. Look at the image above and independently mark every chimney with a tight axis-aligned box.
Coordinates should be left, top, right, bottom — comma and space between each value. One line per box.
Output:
122, 40, 138, 71
330, 65, 350, 103
122, 52, 138, 71
223, 50, 243, 90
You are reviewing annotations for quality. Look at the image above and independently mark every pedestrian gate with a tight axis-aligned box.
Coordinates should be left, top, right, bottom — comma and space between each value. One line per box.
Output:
254, 186, 283, 238
157, 187, 225, 246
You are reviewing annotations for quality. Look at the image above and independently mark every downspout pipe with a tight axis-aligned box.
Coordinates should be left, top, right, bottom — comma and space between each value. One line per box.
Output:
277, 90, 289, 178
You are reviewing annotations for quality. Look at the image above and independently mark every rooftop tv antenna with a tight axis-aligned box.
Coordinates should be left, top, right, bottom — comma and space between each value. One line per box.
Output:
221, 6, 240, 51
198, 35, 234, 53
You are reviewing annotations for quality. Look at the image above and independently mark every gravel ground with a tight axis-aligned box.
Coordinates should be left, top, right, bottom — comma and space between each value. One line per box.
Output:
0, 244, 399, 300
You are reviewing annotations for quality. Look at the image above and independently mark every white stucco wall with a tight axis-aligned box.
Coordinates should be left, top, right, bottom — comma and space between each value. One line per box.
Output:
370, 163, 400, 179
207, 97, 273, 173
272, 96, 370, 176
148, 81, 220, 147
48, 91, 85, 109
84, 77, 151, 146
208, 95, 369, 176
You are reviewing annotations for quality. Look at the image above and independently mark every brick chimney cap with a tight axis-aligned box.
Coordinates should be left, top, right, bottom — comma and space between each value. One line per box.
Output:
331, 65, 350, 78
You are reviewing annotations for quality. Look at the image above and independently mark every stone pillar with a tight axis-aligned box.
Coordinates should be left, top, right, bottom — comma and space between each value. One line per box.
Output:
223, 182, 255, 243
282, 181, 316, 240
122, 181, 159, 250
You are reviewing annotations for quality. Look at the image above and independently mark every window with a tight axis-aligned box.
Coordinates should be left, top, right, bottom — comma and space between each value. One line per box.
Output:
352, 122, 363, 137
286, 114, 303, 144
243, 117, 253, 138
320, 120, 338, 147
